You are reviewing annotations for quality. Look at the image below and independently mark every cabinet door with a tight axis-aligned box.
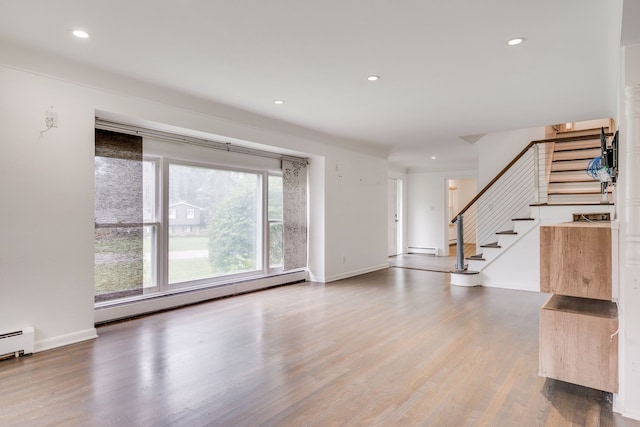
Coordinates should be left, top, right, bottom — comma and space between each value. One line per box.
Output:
539, 296, 618, 393
540, 225, 611, 300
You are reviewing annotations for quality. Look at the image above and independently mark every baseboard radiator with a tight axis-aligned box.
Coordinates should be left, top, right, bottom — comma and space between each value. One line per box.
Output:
0, 327, 34, 359
408, 246, 438, 255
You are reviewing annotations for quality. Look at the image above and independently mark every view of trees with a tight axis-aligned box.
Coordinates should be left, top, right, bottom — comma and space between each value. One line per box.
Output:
207, 175, 258, 274
169, 164, 263, 278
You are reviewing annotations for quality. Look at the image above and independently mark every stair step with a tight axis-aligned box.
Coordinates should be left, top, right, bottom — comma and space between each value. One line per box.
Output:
480, 242, 501, 248
549, 170, 593, 182
531, 201, 614, 206
512, 217, 534, 221
548, 181, 603, 192
547, 193, 612, 204
553, 138, 600, 151
554, 129, 609, 138
553, 147, 601, 161
496, 230, 517, 235
551, 159, 590, 172
466, 254, 485, 261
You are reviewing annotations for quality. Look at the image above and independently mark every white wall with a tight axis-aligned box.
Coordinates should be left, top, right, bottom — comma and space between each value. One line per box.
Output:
321, 153, 389, 282
0, 67, 97, 351
407, 172, 445, 255
476, 127, 546, 187
407, 170, 476, 256
0, 49, 389, 349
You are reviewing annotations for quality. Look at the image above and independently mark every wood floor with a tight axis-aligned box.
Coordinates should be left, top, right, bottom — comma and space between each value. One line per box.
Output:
1, 268, 638, 426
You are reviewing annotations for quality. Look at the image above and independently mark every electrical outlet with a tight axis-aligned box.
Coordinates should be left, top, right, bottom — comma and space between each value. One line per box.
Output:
46, 111, 58, 128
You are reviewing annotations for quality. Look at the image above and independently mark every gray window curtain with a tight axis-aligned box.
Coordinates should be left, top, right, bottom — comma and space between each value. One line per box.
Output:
94, 129, 144, 302
282, 160, 308, 270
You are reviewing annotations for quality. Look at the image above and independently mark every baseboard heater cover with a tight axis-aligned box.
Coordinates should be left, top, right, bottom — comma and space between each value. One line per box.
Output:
408, 246, 438, 255
0, 326, 34, 359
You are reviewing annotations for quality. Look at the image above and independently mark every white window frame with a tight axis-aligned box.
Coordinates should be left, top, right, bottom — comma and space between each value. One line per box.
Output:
157, 158, 267, 292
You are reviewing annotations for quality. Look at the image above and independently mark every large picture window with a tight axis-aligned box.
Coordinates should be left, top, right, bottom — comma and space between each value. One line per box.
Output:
94, 127, 304, 306
167, 163, 262, 284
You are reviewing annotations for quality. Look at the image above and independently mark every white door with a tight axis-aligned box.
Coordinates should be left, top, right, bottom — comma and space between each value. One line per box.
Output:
388, 179, 399, 256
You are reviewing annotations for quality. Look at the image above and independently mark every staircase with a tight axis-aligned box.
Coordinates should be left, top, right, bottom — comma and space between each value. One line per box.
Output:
450, 119, 616, 289
548, 128, 613, 204
455, 204, 615, 289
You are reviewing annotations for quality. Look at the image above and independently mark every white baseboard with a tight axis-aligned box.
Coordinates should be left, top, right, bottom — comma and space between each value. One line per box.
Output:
480, 278, 540, 292
95, 270, 307, 324
35, 328, 98, 353
322, 263, 390, 283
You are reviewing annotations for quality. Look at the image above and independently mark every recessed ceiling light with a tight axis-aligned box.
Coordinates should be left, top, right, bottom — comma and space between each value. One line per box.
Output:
507, 37, 525, 46
367, 75, 380, 81
274, 100, 285, 105
431, 156, 437, 160
72, 29, 90, 38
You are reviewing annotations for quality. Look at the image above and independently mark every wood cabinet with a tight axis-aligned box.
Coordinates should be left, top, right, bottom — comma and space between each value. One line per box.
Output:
540, 222, 611, 300
539, 222, 617, 393
539, 294, 618, 393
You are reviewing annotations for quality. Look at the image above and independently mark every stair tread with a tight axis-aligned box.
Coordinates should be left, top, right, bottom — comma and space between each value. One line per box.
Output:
552, 156, 599, 162
549, 179, 594, 184
512, 218, 534, 221
496, 230, 517, 235
531, 202, 614, 206
553, 145, 601, 152
466, 255, 485, 261
544, 132, 609, 142
480, 242, 501, 248
548, 190, 606, 195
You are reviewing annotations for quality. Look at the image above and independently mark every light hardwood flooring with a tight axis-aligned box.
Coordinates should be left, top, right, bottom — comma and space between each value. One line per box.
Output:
1, 268, 638, 426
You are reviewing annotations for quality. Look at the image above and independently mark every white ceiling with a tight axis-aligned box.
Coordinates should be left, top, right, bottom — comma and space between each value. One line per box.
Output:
0, 0, 629, 171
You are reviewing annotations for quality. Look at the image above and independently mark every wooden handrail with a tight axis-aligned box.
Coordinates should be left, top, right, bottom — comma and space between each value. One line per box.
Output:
450, 132, 612, 223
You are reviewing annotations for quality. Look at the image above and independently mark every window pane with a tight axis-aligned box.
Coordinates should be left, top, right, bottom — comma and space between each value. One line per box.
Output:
168, 164, 261, 284
268, 175, 283, 220
269, 223, 283, 268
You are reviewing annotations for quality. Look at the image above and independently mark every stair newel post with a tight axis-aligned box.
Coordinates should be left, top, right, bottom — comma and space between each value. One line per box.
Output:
456, 214, 465, 271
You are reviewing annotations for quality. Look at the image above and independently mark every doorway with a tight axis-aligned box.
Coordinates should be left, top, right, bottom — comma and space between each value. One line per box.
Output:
388, 178, 402, 256
447, 177, 477, 258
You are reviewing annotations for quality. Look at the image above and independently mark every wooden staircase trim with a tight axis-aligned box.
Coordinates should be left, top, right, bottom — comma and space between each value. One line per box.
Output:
496, 230, 517, 235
